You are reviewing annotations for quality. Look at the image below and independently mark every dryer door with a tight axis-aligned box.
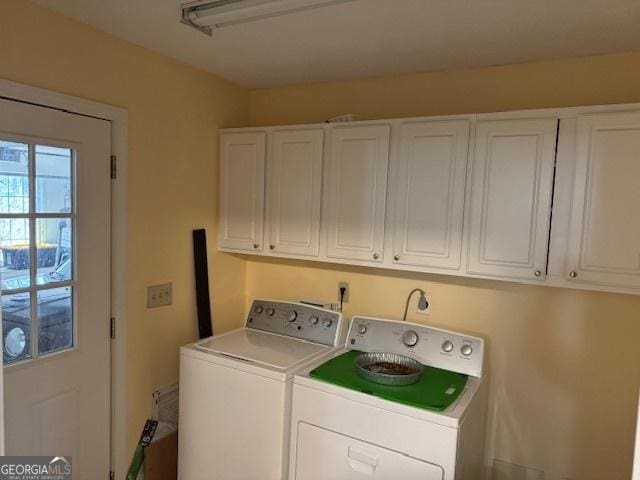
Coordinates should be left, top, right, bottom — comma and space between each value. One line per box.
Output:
294, 422, 444, 480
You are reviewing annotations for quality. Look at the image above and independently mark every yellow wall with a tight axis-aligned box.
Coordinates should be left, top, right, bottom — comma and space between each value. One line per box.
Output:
0, 0, 250, 456
3, 2, 640, 478
248, 55, 640, 480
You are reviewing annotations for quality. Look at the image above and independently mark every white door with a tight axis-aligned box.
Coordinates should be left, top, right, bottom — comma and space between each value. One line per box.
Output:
0, 98, 111, 478
566, 111, 640, 288
268, 129, 323, 257
467, 118, 557, 280
218, 131, 266, 252
392, 120, 470, 270
325, 125, 390, 263
294, 423, 444, 480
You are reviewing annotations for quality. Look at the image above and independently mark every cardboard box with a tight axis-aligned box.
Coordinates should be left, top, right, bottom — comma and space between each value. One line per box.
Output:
144, 432, 177, 480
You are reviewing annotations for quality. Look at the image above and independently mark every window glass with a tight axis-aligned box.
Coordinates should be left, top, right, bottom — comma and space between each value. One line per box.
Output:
37, 287, 73, 356
0, 140, 29, 214
1, 141, 76, 365
0, 218, 31, 290
2, 292, 31, 364
36, 218, 73, 285
35, 145, 72, 213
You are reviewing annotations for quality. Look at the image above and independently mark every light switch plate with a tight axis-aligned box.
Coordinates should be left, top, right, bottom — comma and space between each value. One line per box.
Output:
147, 282, 172, 308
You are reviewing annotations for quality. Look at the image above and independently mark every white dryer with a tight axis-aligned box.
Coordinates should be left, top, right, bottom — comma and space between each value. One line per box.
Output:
289, 315, 488, 480
178, 299, 345, 480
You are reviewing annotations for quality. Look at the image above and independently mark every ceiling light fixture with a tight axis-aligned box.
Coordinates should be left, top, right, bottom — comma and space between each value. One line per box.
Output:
181, 0, 357, 36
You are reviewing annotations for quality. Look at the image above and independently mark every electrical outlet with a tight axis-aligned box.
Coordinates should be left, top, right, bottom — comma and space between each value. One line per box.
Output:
338, 282, 349, 303
416, 295, 431, 315
147, 282, 172, 308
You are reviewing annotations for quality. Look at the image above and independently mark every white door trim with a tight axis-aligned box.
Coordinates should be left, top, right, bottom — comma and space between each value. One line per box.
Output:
0, 79, 128, 478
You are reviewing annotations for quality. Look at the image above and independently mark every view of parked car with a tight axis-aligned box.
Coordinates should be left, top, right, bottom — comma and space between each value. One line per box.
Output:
2, 258, 72, 363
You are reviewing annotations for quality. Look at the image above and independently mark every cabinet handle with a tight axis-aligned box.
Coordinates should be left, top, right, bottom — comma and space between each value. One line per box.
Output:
534, 270, 542, 277
269, 245, 275, 250
373, 253, 380, 260
569, 271, 578, 279
393, 255, 400, 261
253, 243, 259, 249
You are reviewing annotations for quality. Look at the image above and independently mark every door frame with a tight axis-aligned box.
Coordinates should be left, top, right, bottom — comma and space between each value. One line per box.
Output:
0, 79, 128, 478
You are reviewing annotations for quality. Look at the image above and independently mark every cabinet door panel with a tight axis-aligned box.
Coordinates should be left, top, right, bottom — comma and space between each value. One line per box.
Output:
218, 132, 265, 251
392, 120, 470, 269
467, 118, 557, 279
326, 125, 390, 262
567, 112, 640, 287
269, 129, 323, 256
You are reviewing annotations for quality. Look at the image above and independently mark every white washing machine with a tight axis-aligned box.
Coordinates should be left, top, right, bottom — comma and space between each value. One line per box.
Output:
289, 315, 488, 480
178, 299, 346, 480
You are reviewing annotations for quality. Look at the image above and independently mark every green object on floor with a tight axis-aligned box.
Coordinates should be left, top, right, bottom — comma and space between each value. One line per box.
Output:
310, 350, 468, 412
126, 444, 144, 480
127, 419, 158, 480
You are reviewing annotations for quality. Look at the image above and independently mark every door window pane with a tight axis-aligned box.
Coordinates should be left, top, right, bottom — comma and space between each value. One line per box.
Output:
36, 145, 72, 213
2, 292, 31, 364
36, 218, 72, 285
0, 140, 29, 214
0, 218, 31, 290
37, 287, 73, 355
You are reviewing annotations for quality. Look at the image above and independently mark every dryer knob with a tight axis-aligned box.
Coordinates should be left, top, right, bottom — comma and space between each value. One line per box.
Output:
322, 318, 333, 328
402, 330, 419, 347
266, 308, 275, 316
288, 310, 298, 322
441, 340, 454, 352
357, 324, 367, 335
254, 305, 264, 314
461, 344, 473, 356
309, 316, 319, 325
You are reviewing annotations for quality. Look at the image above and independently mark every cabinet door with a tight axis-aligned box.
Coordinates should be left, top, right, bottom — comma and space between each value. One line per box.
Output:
467, 118, 557, 279
392, 120, 470, 270
325, 125, 390, 262
268, 129, 324, 256
566, 112, 640, 288
218, 132, 265, 251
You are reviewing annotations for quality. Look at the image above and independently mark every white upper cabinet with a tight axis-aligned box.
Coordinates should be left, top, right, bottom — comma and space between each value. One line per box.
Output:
391, 120, 470, 270
218, 131, 266, 252
268, 129, 324, 256
325, 125, 390, 263
565, 111, 640, 288
467, 118, 557, 280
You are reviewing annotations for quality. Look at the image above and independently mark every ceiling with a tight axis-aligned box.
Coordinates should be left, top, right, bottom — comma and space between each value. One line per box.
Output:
32, 0, 640, 88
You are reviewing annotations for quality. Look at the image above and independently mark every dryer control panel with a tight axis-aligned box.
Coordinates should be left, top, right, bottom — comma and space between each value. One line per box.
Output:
246, 300, 344, 347
347, 316, 484, 378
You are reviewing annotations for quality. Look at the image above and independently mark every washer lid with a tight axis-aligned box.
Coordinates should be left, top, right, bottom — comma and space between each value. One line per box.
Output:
196, 328, 330, 370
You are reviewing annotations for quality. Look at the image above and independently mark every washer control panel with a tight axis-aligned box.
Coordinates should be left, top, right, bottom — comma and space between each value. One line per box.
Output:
246, 299, 344, 346
347, 316, 484, 378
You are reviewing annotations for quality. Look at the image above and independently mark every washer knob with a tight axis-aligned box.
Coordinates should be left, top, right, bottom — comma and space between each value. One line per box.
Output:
322, 318, 333, 328
442, 340, 454, 352
402, 330, 419, 347
266, 308, 275, 316
309, 316, 319, 325
287, 310, 298, 322
461, 344, 473, 356
357, 324, 367, 335
254, 305, 264, 314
